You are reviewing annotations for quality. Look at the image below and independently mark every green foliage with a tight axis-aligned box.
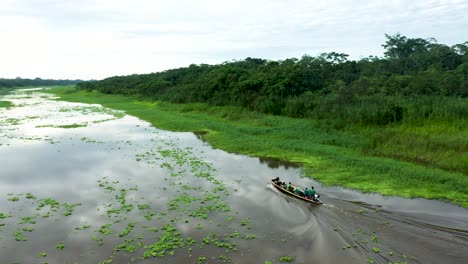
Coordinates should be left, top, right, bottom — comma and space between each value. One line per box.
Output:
14, 231, 27, 241
56, 123, 88, 129
143, 224, 185, 258
279, 256, 295, 262
19, 216, 37, 225
8, 197, 19, 202
0, 101, 13, 108
25, 193, 36, 199
75, 35, 468, 123
56, 241, 65, 250
98, 224, 112, 235
0, 78, 80, 88
198, 256, 207, 263
118, 222, 136, 237
0, 212, 12, 219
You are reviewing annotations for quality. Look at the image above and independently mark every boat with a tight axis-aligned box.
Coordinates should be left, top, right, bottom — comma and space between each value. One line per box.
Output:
270, 179, 323, 205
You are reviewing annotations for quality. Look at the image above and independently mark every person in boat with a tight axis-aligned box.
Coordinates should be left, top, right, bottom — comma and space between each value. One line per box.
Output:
310, 186, 320, 201
273, 177, 280, 184
310, 186, 316, 196
287, 182, 294, 192
304, 187, 310, 199
294, 186, 304, 197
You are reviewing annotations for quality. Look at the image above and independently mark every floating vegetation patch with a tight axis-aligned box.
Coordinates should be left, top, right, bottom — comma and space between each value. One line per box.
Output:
14, 231, 27, 241
114, 238, 138, 253
0, 118, 21, 126
62, 203, 81, 216
56, 241, 65, 250
80, 137, 103, 143
22, 227, 34, 232
59, 105, 125, 119
98, 224, 113, 235
25, 193, 36, 199
19, 216, 37, 225
0, 213, 12, 219
92, 235, 104, 246
56, 123, 89, 129
137, 203, 151, 210
279, 256, 295, 262
36, 123, 88, 129
143, 224, 185, 258
8, 196, 20, 202
0, 101, 13, 108
75, 223, 91, 230
118, 222, 136, 237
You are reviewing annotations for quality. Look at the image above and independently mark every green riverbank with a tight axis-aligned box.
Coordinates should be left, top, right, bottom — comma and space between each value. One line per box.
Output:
45, 86, 468, 207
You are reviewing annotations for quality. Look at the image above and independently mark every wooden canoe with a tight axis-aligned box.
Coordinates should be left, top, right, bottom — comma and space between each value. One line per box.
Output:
270, 179, 322, 205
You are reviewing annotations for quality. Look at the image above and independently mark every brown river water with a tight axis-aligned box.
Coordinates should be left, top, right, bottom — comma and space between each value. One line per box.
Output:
0, 89, 467, 264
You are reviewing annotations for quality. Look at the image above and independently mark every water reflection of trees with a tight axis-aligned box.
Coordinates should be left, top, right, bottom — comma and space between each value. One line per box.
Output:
258, 157, 300, 169
192, 130, 300, 170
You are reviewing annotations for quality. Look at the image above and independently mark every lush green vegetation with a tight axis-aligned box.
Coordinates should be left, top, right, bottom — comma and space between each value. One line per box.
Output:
0, 77, 81, 98
0, 101, 13, 108
47, 86, 468, 207
78, 34, 468, 124
0, 88, 15, 96
0, 77, 81, 89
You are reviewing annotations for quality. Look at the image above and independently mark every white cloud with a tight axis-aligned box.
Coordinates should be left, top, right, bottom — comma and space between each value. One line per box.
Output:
0, 0, 467, 80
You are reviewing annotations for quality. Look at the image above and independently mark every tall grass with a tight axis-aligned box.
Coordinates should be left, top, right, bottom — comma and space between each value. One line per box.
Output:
295, 94, 468, 126
0, 88, 15, 96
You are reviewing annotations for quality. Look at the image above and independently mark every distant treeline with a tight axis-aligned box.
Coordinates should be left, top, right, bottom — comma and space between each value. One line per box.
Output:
77, 34, 468, 125
0, 77, 81, 88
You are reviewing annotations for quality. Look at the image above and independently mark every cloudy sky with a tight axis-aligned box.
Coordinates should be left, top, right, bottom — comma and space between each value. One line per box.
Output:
1, 0, 467, 80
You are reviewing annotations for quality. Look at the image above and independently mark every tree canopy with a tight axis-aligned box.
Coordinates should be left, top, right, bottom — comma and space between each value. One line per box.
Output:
77, 34, 468, 124
0, 77, 81, 89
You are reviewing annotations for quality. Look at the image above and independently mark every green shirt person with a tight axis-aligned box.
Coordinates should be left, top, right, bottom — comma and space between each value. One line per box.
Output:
294, 187, 304, 196
310, 187, 316, 197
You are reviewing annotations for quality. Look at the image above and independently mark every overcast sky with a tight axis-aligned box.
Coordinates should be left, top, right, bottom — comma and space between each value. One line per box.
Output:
1, 0, 467, 80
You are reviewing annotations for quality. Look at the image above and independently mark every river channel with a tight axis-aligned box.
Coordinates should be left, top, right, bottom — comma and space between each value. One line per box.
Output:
0, 88, 467, 264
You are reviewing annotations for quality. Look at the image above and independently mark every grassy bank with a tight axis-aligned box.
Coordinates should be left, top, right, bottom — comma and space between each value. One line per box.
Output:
0, 88, 15, 96
45, 86, 468, 207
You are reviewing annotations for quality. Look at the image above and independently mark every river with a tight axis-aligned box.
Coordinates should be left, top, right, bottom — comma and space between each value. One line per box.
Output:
0, 88, 467, 264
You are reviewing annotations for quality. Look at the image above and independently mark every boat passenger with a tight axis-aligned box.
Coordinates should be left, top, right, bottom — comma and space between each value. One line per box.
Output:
310, 186, 316, 197
304, 188, 310, 199
310, 186, 320, 201
294, 187, 304, 197
287, 182, 294, 192
273, 177, 280, 183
